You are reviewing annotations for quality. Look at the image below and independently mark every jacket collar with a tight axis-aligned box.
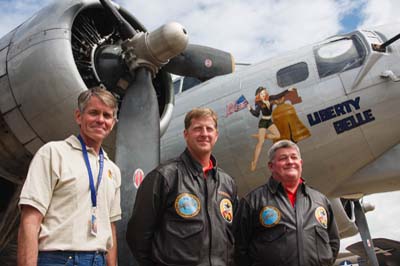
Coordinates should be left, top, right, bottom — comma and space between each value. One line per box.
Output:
180, 148, 217, 179
268, 176, 308, 195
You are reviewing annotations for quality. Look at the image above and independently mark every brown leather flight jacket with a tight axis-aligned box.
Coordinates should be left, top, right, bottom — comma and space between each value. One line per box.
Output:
234, 177, 340, 266
126, 149, 238, 266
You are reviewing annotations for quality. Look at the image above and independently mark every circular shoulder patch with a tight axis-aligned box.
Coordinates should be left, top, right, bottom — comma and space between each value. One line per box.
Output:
315, 206, 328, 228
220, 198, 233, 223
175, 193, 201, 218
259, 206, 281, 227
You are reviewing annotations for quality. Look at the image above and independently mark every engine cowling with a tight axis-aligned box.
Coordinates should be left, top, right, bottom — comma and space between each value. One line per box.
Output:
0, 0, 174, 168
330, 197, 375, 239
0, 1, 174, 264
330, 198, 359, 238
0, 1, 236, 264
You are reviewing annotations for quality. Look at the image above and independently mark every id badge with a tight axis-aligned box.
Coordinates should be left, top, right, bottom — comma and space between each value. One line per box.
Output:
91, 207, 98, 236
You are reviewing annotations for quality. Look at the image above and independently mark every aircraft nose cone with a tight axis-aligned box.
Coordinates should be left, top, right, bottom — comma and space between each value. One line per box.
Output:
147, 22, 189, 63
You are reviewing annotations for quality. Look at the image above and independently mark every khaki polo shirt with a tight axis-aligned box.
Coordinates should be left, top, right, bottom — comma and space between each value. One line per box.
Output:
19, 135, 121, 251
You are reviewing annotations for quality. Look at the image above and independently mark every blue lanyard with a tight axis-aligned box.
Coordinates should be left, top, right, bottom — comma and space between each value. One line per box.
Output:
77, 135, 104, 208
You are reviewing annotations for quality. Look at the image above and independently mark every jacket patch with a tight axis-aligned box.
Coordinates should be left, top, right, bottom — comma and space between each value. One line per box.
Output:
175, 193, 201, 218
107, 169, 113, 179
220, 198, 233, 223
315, 206, 328, 228
259, 206, 281, 227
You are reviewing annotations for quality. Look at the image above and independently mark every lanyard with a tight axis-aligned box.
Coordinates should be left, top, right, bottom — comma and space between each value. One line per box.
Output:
77, 135, 104, 208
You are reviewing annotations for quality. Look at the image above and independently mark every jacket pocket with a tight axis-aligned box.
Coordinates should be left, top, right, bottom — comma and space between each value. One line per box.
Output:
259, 224, 286, 242
166, 219, 203, 239
161, 220, 204, 264
315, 226, 333, 266
253, 224, 287, 266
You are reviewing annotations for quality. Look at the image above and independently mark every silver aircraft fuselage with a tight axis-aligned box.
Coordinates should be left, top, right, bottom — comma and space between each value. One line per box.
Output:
162, 24, 400, 199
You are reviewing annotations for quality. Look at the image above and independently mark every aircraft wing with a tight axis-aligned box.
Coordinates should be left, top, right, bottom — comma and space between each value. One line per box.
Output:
331, 144, 400, 197
335, 238, 400, 266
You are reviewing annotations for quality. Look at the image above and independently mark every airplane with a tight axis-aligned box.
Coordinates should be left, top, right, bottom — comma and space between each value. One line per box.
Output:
0, 0, 400, 265
334, 238, 400, 266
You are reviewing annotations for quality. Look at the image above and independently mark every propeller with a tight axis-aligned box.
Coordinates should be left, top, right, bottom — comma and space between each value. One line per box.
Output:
353, 200, 380, 266
97, 1, 235, 265
98, 1, 188, 265
99, 1, 235, 83
99, 0, 136, 38
115, 68, 159, 265
164, 44, 235, 80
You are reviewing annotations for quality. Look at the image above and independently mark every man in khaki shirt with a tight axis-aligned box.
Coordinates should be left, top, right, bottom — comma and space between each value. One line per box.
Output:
18, 87, 121, 266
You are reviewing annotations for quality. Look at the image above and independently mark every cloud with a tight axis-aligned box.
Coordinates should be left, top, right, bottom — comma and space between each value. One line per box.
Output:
0, 0, 377, 63
2, 0, 400, 62
360, 0, 400, 28
116, 0, 365, 63
0, 0, 51, 37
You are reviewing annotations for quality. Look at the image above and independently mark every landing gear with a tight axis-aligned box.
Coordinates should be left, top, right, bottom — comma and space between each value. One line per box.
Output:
353, 200, 379, 266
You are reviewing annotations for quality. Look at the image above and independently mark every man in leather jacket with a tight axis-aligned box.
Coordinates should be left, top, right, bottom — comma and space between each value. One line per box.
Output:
126, 107, 238, 266
234, 140, 339, 266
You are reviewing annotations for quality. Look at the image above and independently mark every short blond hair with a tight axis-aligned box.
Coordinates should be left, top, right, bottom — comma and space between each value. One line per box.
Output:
184, 107, 218, 129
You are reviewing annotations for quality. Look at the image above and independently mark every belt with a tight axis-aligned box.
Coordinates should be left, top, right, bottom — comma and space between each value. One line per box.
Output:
39, 250, 107, 255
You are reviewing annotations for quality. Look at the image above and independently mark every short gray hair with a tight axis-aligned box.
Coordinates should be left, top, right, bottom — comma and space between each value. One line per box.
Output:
78, 86, 118, 118
267, 140, 301, 162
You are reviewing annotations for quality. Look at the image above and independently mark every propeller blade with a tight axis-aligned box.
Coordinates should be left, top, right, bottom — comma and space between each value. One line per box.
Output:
115, 68, 160, 266
164, 44, 235, 80
99, 0, 137, 39
354, 200, 380, 266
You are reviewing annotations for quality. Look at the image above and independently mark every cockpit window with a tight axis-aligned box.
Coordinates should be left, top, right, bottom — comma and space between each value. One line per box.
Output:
277, 62, 309, 87
173, 78, 182, 95
173, 77, 202, 95
314, 35, 366, 78
182, 77, 201, 92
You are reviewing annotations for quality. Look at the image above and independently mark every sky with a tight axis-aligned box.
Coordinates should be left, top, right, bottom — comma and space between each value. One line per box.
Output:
1, 0, 400, 255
